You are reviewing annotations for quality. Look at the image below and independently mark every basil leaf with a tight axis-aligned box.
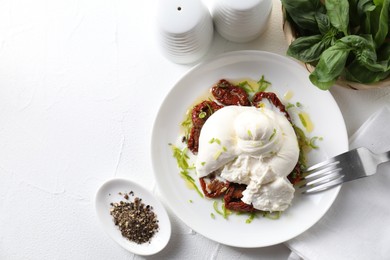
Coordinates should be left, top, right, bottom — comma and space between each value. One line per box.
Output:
357, 0, 376, 34
357, 0, 376, 17
377, 42, 390, 62
281, 0, 325, 33
315, 13, 331, 35
287, 35, 325, 62
344, 35, 390, 83
373, 0, 389, 48
345, 59, 390, 83
325, 0, 350, 36
349, 0, 360, 28
309, 42, 351, 90
340, 34, 377, 61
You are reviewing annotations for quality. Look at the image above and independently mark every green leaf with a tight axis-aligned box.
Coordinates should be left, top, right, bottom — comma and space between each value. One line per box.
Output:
325, 0, 350, 36
343, 35, 390, 83
373, 0, 390, 47
345, 59, 390, 83
357, 0, 376, 34
309, 42, 351, 90
281, 0, 325, 33
348, 0, 360, 28
315, 13, 331, 35
287, 35, 325, 62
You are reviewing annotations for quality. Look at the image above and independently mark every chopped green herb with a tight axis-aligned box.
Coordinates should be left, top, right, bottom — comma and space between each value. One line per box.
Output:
201, 161, 206, 166
213, 201, 224, 216
221, 201, 231, 219
238, 81, 255, 94
257, 75, 271, 92
247, 129, 253, 138
296, 102, 303, 108
299, 113, 307, 127
269, 128, 277, 141
170, 145, 190, 169
309, 136, 323, 149
222, 146, 227, 152
205, 102, 214, 115
170, 144, 204, 198
179, 170, 204, 198
209, 138, 215, 144
213, 150, 222, 160
189, 200, 193, 203
181, 110, 193, 142
286, 103, 295, 109
215, 138, 221, 145
210, 213, 215, 219
213, 200, 230, 219
264, 211, 281, 220
246, 212, 257, 224
198, 111, 206, 119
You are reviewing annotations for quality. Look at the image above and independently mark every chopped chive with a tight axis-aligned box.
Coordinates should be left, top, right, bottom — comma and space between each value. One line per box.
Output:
205, 102, 214, 115
299, 113, 307, 127
201, 161, 206, 166
245, 212, 257, 224
238, 81, 254, 94
198, 111, 206, 118
264, 211, 281, 220
247, 129, 253, 138
213, 150, 222, 160
215, 138, 221, 145
286, 103, 295, 109
257, 75, 271, 92
222, 146, 227, 152
209, 138, 215, 144
170, 144, 204, 198
269, 128, 277, 141
221, 201, 231, 219
210, 213, 215, 219
213, 201, 224, 216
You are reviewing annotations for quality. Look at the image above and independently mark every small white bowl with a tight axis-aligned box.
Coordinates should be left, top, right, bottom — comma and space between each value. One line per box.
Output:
95, 178, 171, 256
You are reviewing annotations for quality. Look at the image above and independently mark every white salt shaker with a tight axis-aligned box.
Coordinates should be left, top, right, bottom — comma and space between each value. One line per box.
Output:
210, 0, 273, 43
156, 0, 214, 64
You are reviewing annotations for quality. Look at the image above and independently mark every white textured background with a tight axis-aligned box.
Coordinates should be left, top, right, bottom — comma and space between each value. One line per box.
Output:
1, 0, 390, 259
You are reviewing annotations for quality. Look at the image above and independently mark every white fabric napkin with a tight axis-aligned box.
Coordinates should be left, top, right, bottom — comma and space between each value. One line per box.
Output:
286, 106, 390, 260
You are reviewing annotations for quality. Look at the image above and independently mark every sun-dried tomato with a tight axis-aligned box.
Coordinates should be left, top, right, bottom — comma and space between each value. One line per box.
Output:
252, 91, 292, 123
211, 79, 251, 106
199, 174, 229, 198
223, 183, 256, 212
187, 101, 223, 153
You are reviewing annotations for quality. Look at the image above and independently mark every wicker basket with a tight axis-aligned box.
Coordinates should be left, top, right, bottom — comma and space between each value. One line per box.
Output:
282, 9, 390, 90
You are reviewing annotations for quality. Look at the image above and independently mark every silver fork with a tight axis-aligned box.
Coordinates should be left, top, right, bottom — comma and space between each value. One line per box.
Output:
296, 147, 390, 194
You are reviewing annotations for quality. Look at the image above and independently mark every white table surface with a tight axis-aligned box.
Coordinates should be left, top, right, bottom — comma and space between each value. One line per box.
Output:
1, 0, 390, 259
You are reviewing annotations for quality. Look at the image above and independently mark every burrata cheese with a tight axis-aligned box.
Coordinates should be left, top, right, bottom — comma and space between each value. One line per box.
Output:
195, 105, 299, 211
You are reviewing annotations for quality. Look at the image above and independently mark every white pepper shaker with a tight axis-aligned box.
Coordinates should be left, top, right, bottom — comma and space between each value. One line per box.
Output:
210, 0, 273, 43
156, 0, 214, 64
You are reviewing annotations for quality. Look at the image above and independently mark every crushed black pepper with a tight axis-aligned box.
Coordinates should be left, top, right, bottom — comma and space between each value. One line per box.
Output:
110, 191, 159, 244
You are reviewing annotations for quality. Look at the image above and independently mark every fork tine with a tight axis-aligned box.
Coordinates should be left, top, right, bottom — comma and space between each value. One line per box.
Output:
301, 162, 340, 179
300, 176, 344, 194
303, 160, 340, 176
295, 167, 342, 189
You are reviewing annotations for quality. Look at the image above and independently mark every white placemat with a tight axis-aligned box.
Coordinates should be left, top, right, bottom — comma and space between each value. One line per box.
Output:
286, 106, 390, 260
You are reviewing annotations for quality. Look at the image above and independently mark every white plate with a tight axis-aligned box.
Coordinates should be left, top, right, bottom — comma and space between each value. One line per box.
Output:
95, 178, 171, 255
151, 50, 348, 248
